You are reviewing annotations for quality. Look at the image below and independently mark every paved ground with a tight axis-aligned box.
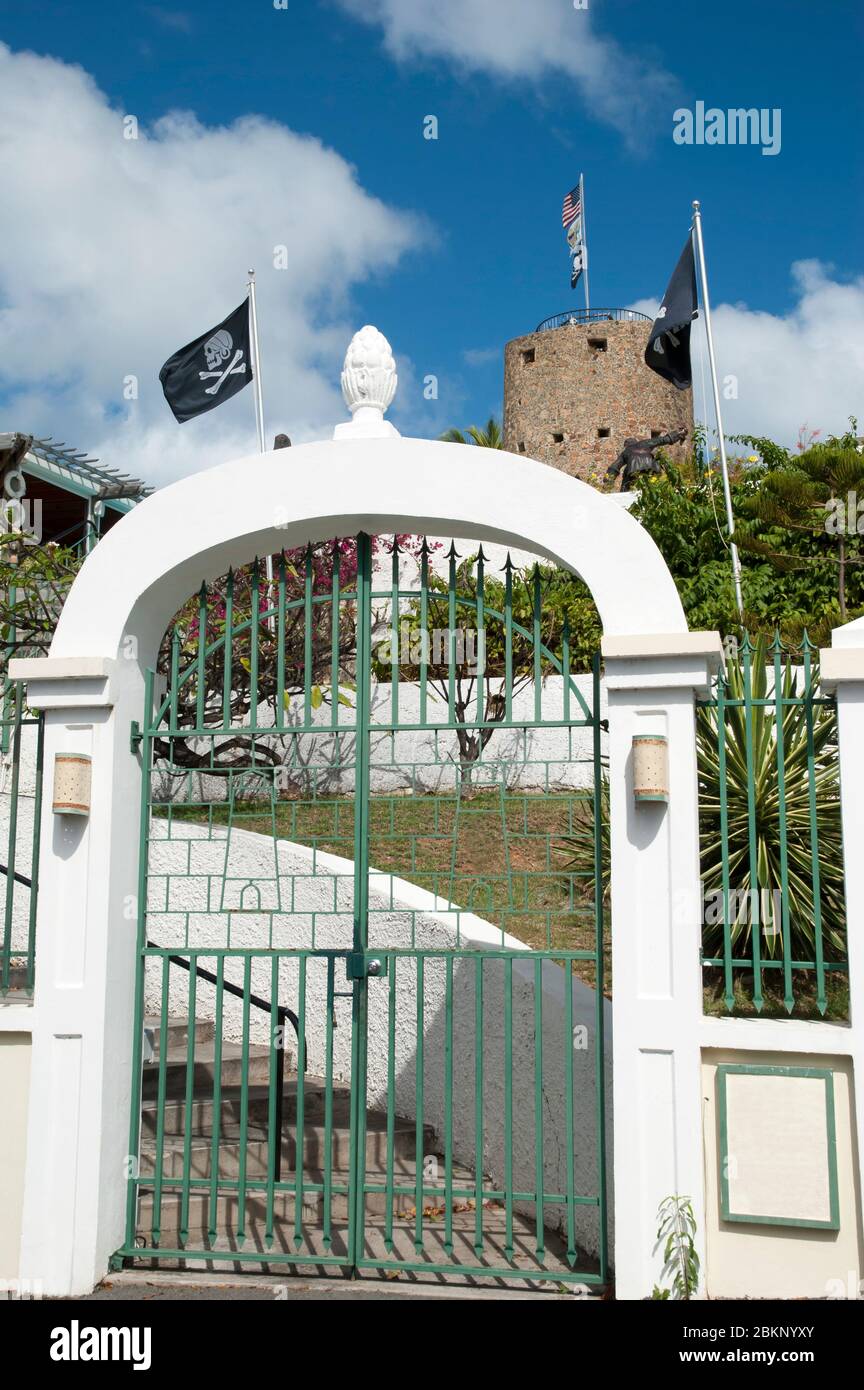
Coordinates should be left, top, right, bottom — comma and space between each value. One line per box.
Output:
72, 1271, 583, 1301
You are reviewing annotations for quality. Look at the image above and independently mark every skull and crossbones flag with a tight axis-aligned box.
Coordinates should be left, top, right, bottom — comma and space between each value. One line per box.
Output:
644, 236, 698, 390
159, 299, 252, 422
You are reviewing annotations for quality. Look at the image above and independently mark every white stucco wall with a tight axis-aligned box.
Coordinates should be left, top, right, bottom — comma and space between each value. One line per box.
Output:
144, 821, 613, 1259
0, 1033, 31, 1281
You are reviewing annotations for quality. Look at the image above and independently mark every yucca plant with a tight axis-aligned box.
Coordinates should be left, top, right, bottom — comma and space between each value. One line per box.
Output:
697, 633, 845, 962
557, 779, 610, 905
558, 635, 846, 966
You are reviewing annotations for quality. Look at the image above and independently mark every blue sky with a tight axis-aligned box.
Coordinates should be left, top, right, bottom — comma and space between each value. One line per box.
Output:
0, 0, 862, 482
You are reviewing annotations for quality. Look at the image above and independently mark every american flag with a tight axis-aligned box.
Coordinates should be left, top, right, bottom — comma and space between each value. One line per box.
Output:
562, 183, 582, 230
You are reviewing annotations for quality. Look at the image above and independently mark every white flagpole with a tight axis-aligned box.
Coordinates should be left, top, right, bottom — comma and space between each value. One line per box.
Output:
246, 268, 274, 585
691, 201, 744, 621
580, 173, 590, 313
247, 268, 266, 454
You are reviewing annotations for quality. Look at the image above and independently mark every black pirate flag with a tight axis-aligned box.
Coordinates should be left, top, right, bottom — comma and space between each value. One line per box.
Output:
159, 300, 253, 423
644, 236, 698, 391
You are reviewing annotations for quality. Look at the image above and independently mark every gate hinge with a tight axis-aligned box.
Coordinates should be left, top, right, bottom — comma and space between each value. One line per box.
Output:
130, 720, 143, 753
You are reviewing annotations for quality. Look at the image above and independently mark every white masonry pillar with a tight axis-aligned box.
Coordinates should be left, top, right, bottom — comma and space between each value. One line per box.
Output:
10, 656, 146, 1297
603, 632, 723, 1299
821, 624, 864, 1204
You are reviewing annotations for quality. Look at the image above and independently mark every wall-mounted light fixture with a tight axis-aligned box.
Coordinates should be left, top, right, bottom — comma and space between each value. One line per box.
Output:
53, 753, 92, 817
632, 733, 668, 804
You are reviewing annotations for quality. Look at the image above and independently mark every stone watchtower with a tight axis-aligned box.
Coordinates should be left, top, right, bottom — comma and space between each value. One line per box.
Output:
503, 309, 693, 485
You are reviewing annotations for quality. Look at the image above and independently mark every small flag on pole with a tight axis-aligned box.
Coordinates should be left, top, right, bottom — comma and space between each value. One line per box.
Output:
562, 181, 586, 290
644, 237, 698, 390
159, 300, 253, 423
562, 184, 582, 231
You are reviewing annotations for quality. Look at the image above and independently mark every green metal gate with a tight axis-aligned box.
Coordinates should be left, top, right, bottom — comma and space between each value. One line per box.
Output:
1, 680, 45, 995
118, 534, 608, 1286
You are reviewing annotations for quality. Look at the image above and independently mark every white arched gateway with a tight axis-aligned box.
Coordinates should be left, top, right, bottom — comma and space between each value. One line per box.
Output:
10, 329, 723, 1297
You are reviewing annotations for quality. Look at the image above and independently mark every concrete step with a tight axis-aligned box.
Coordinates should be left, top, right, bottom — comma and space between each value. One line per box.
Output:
135, 1165, 477, 1239
139, 1077, 347, 1136
140, 1114, 428, 1179
143, 1014, 215, 1057
141, 1042, 295, 1098
129, 1209, 589, 1283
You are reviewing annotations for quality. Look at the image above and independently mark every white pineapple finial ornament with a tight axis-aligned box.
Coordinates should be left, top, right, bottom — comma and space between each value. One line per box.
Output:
334, 325, 400, 439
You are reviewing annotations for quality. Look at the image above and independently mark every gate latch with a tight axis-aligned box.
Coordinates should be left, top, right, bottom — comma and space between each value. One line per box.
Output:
346, 952, 389, 981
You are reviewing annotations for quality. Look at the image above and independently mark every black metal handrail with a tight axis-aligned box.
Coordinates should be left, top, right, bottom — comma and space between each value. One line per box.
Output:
535, 307, 651, 332
0, 861, 33, 889
147, 942, 308, 1184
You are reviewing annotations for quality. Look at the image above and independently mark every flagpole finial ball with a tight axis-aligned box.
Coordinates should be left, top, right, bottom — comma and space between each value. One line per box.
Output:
692, 200, 700, 211
340, 325, 398, 420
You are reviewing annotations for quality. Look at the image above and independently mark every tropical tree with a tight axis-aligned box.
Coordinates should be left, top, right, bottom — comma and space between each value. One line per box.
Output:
631, 428, 864, 642
157, 536, 431, 773
440, 417, 503, 449
0, 532, 81, 664
374, 553, 601, 786
155, 543, 361, 772
738, 426, 864, 621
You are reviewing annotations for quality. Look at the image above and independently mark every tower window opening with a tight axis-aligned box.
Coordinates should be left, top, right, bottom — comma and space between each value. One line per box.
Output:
598, 427, 611, 439
588, 337, 608, 352
521, 348, 536, 365
551, 431, 564, 444
651, 430, 662, 439
517, 441, 526, 453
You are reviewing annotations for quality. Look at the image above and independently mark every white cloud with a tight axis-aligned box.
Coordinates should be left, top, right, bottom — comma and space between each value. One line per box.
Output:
333, 0, 675, 144
0, 44, 425, 487
143, 7, 194, 33
630, 260, 864, 447
462, 347, 500, 367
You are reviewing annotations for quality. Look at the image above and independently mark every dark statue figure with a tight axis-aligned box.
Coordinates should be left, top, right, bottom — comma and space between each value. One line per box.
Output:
605, 428, 687, 492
